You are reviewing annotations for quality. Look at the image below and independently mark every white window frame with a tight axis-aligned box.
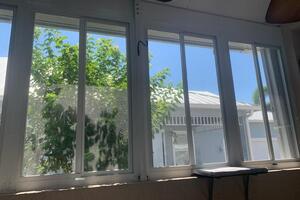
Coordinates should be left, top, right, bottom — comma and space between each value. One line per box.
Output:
138, 0, 300, 180
76, 17, 135, 176
182, 32, 230, 167
227, 41, 300, 166
0, 6, 139, 192
0, 5, 16, 167
145, 29, 231, 179
17, 14, 136, 189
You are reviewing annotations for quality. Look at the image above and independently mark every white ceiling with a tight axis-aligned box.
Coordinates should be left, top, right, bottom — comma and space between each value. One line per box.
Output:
144, 0, 271, 23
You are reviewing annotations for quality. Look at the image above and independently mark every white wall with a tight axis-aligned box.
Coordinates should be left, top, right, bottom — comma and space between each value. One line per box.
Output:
0, 0, 133, 23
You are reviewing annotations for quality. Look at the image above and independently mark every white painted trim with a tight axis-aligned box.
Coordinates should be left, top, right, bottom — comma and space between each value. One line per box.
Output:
0, 5, 14, 172
179, 33, 195, 166
215, 36, 243, 166
0, 4, 35, 193
252, 45, 276, 162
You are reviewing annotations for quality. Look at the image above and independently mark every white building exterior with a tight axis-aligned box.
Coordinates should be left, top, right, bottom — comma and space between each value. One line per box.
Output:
153, 91, 283, 167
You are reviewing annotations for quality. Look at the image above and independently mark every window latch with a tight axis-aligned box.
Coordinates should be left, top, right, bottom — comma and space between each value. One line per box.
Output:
137, 40, 148, 56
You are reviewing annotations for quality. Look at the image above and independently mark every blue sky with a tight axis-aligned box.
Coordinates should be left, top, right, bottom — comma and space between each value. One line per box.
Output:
149, 40, 259, 104
1, 22, 259, 104
230, 50, 259, 104
55, 29, 127, 53
0, 22, 11, 95
0, 22, 11, 56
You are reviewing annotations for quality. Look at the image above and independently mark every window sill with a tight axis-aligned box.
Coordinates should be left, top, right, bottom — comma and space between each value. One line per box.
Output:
241, 159, 300, 169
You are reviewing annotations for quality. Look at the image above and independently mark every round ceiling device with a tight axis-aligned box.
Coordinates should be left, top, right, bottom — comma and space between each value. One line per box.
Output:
266, 0, 300, 24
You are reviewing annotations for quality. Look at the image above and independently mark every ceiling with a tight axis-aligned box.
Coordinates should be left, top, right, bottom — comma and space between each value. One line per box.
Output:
144, 0, 271, 23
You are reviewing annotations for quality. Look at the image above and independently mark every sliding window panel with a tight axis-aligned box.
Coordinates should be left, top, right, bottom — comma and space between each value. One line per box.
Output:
184, 36, 227, 165
84, 22, 130, 172
23, 14, 80, 176
229, 42, 271, 161
256, 47, 298, 160
0, 9, 13, 124
148, 30, 189, 168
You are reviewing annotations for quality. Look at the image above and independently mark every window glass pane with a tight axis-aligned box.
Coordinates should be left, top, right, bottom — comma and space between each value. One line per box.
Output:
184, 36, 226, 165
257, 47, 297, 160
148, 30, 188, 168
229, 42, 270, 161
0, 9, 13, 123
84, 22, 129, 172
23, 14, 79, 176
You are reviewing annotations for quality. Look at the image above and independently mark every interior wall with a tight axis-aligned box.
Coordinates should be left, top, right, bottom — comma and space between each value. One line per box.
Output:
139, 1, 283, 45
292, 31, 300, 60
1, 169, 300, 200
0, 0, 133, 22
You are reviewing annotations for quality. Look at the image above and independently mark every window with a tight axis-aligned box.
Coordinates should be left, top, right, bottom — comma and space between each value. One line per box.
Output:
23, 14, 80, 176
149, 32, 298, 170
148, 30, 188, 168
184, 36, 227, 165
23, 14, 131, 176
229, 42, 270, 161
148, 31, 227, 168
256, 46, 298, 160
84, 22, 130, 172
229, 42, 298, 162
0, 8, 13, 124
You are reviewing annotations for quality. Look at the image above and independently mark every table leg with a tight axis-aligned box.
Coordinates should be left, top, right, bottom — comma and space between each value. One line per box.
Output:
243, 175, 250, 200
208, 177, 214, 200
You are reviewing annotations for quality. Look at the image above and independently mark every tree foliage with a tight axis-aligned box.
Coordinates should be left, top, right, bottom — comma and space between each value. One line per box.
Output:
24, 27, 181, 175
252, 86, 271, 110
149, 68, 182, 133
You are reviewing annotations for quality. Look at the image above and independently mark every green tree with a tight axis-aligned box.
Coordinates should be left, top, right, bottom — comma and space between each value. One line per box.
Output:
149, 68, 182, 133
24, 27, 181, 174
252, 86, 271, 110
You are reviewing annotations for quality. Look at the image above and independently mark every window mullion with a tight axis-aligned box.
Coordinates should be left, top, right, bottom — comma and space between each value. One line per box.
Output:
75, 18, 87, 174
215, 37, 243, 166
252, 45, 275, 162
0, 6, 35, 192
179, 34, 195, 166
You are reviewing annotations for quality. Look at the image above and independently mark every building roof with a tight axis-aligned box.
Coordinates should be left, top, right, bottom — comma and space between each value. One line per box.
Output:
180, 91, 272, 123
186, 91, 254, 110
153, 88, 258, 110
